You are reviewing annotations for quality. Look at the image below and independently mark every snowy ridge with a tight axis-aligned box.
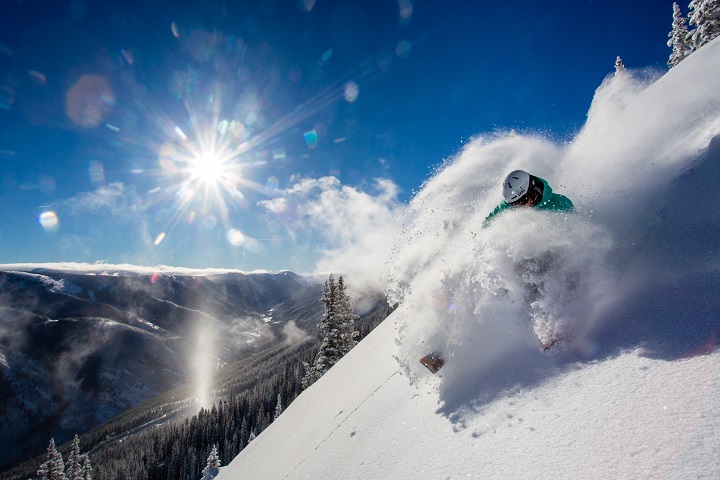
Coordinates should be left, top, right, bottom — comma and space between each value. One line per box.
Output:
7, 271, 83, 297
217, 39, 720, 479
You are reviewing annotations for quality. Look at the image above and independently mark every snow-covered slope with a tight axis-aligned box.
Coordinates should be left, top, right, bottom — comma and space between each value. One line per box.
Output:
221, 313, 720, 479
217, 39, 720, 479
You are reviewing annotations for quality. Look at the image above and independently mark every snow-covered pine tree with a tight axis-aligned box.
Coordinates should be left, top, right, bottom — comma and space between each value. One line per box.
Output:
239, 417, 250, 447
79, 455, 93, 480
201, 445, 221, 480
335, 275, 359, 356
230, 430, 240, 459
614, 56, 626, 75
668, 2, 692, 67
302, 274, 338, 389
301, 274, 359, 389
36, 438, 67, 480
688, 0, 720, 48
274, 393, 284, 420
65, 435, 82, 480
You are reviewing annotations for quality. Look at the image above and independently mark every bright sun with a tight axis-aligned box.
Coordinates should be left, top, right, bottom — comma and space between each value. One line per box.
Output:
189, 151, 228, 184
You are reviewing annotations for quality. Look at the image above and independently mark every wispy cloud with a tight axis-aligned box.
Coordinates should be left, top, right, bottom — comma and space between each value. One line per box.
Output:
59, 182, 142, 218
49, 182, 155, 260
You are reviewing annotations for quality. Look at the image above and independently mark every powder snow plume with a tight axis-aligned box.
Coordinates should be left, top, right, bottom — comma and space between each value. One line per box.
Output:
387, 39, 720, 416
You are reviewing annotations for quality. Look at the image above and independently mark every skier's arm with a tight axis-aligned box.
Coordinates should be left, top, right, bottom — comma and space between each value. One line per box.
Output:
482, 202, 511, 228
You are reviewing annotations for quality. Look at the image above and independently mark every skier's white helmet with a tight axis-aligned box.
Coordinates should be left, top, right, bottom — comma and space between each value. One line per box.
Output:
502, 170, 531, 204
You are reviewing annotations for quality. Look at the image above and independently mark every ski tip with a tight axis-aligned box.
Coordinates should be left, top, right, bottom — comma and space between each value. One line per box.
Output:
541, 336, 569, 352
419, 353, 445, 374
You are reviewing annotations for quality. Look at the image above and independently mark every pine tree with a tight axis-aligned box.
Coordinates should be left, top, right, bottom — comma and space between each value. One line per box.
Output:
302, 274, 359, 389
301, 275, 338, 388
614, 56, 626, 76
689, 0, 720, 48
201, 445, 221, 480
668, 2, 692, 67
37, 438, 67, 480
239, 416, 250, 447
80, 455, 93, 480
274, 393, 284, 420
335, 276, 359, 355
65, 435, 82, 480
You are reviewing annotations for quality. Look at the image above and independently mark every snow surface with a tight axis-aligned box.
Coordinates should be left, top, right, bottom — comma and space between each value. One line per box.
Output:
217, 39, 720, 479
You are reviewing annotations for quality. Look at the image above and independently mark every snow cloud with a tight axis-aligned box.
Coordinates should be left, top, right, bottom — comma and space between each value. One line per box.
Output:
385, 39, 720, 415
259, 176, 402, 294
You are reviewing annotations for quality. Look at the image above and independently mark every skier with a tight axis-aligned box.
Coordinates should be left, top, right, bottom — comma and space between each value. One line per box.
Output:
486, 169, 574, 351
483, 170, 574, 226
420, 171, 575, 372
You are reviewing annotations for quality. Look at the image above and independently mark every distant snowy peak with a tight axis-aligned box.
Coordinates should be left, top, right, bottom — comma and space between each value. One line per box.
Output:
7, 270, 83, 296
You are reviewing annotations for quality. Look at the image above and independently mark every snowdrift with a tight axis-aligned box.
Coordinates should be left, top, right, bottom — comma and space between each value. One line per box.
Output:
217, 38, 720, 479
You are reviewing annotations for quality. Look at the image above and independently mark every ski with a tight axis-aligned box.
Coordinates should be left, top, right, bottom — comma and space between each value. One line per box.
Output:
541, 335, 568, 352
419, 353, 445, 373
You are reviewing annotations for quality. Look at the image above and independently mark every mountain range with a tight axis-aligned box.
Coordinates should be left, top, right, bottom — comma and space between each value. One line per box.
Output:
0, 266, 323, 469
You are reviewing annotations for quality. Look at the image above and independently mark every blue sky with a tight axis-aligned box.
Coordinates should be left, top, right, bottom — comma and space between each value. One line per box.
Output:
0, 0, 673, 272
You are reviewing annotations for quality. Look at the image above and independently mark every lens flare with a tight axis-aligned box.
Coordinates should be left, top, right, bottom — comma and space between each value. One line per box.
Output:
29, 70, 47, 85
65, 74, 116, 128
304, 129, 319, 147
154, 232, 166, 245
265, 176, 280, 195
272, 148, 286, 160
227, 228, 245, 246
203, 215, 217, 229
320, 49, 333, 64
0, 86, 14, 110
229, 120, 246, 139
396, 40, 412, 58
174, 125, 188, 141
399, 0, 413, 19
89, 160, 105, 186
38, 211, 59, 232
344, 82, 360, 102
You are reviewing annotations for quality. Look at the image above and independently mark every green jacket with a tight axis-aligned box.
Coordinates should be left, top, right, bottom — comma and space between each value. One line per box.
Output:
482, 177, 574, 227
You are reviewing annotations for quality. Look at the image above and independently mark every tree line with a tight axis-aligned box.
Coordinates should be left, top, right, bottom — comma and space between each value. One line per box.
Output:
667, 0, 719, 67
35, 436, 93, 480
614, 1, 718, 76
